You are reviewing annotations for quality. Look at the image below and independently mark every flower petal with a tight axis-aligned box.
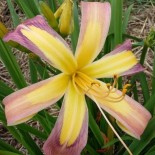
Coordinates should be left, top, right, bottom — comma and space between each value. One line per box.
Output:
75, 2, 111, 69
3, 74, 69, 125
43, 82, 88, 155
121, 63, 144, 76
81, 40, 143, 78
87, 81, 151, 139
3, 15, 77, 73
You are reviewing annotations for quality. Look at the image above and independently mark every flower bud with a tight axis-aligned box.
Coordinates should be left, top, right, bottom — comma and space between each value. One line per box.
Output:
39, 1, 58, 31
58, 0, 74, 36
0, 22, 8, 38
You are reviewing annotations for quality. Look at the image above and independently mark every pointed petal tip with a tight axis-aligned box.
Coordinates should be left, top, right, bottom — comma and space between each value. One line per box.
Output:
3, 15, 76, 73
89, 81, 152, 140
43, 83, 88, 155
106, 39, 132, 57
117, 39, 132, 50
3, 15, 44, 42
116, 95, 152, 139
75, 1, 111, 68
43, 109, 88, 155
121, 63, 144, 76
117, 108, 151, 140
3, 74, 69, 126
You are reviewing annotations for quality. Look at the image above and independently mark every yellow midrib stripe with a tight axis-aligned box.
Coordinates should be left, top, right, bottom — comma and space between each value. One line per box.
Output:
60, 84, 85, 146
60, 89, 78, 145
21, 26, 76, 73
67, 95, 85, 146
82, 51, 137, 77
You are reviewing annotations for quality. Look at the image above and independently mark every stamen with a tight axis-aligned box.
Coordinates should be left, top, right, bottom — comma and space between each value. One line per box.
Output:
112, 74, 118, 88
105, 75, 119, 94
84, 81, 100, 94
76, 72, 94, 84
103, 83, 131, 103
91, 81, 101, 87
106, 83, 111, 89
90, 82, 112, 97
123, 84, 131, 90
92, 96, 133, 155
72, 73, 81, 94
75, 76, 89, 91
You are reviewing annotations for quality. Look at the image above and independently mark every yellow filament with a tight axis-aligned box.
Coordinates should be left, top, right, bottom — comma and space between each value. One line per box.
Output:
103, 82, 131, 103
72, 72, 131, 103
76, 72, 93, 84
110, 74, 119, 91
106, 83, 111, 89
103, 96, 126, 103
123, 84, 131, 89
72, 73, 81, 94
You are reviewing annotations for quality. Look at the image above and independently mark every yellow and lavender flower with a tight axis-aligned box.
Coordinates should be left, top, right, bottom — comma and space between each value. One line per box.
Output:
3, 2, 151, 155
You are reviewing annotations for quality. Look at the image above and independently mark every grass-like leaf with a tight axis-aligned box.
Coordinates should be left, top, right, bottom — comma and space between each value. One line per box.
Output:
0, 140, 22, 155
0, 40, 27, 89
6, 0, 20, 27
71, 0, 80, 52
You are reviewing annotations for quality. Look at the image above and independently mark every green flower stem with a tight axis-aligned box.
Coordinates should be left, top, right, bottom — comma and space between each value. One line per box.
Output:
138, 42, 150, 103
47, 0, 57, 12
71, 0, 80, 52
137, 72, 150, 103
130, 78, 139, 102
140, 43, 148, 65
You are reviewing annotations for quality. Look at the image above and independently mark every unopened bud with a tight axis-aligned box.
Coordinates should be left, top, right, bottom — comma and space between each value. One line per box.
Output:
39, 1, 58, 31
0, 22, 9, 38
58, 0, 74, 36
54, 2, 65, 19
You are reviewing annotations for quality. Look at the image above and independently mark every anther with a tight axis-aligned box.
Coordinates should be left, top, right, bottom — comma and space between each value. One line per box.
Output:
91, 81, 101, 87
122, 89, 127, 96
114, 74, 118, 79
106, 83, 111, 89
123, 84, 131, 89
121, 84, 131, 97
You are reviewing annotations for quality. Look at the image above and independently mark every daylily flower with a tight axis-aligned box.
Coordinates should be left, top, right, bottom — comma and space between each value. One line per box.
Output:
3, 2, 151, 155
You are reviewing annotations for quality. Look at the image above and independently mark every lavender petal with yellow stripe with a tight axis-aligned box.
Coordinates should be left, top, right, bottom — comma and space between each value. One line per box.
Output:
43, 82, 88, 155
75, 2, 111, 69
3, 74, 69, 125
81, 40, 144, 78
103, 96, 151, 139
86, 81, 151, 139
3, 15, 77, 74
